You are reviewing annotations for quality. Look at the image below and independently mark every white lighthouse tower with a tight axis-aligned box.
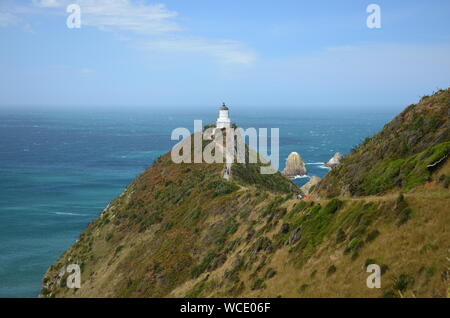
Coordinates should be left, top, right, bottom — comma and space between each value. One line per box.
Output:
216, 103, 231, 129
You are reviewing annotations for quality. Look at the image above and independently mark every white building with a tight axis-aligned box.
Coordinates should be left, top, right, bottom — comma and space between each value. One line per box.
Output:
216, 103, 231, 129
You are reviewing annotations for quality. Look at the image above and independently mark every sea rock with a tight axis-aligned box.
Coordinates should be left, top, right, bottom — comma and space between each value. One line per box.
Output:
325, 152, 343, 168
301, 176, 321, 195
282, 152, 307, 177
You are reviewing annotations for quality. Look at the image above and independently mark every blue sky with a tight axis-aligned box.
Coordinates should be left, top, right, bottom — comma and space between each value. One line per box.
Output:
0, 0, 449, 109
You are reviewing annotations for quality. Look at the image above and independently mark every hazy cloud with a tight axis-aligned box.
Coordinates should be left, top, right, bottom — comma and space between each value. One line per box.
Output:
32, 0, 180, 34
142, 37, 256, 64
0, 11, 20, 27
27, 0, 254, 64
32, 0, 63, 8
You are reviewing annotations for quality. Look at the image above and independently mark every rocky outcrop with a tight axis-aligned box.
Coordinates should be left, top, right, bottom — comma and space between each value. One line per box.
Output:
325, 152, 342, 168
282, 152, 307, 177
301, 176, 321, 195
287, 226, 301, 245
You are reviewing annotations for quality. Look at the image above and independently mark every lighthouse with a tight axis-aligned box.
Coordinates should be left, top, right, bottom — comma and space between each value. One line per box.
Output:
216, 103, 231, 129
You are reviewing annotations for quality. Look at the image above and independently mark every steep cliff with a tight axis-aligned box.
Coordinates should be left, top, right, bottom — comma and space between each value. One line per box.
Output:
41, 90, 450, 298
316, 89, 450, 197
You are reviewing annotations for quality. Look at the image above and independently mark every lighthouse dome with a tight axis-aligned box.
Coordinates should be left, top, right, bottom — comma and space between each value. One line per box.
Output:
216, 103, 231, 129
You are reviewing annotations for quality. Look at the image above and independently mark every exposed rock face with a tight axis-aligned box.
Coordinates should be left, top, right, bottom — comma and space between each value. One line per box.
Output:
325, 152, 342, 168
282, 152, 307, 177
287, 226, 301, 245
301, 176, 321, 195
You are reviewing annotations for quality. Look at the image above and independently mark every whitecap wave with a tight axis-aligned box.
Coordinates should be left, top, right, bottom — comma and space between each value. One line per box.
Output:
291, 175, 310, 179
318, 165, 331, 170
306, 162, 325, 165
53, 212, 87, 216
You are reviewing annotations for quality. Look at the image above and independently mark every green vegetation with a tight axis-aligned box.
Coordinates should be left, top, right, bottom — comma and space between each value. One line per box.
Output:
365, 229, 380, 243
265, 268, 277, 279
393, 274, 412, 292
250, 278, 266, 290
40, 89, 450, 298
327, 265, 337, 276
360, 142, 450, 195
321, 198, 343, 214
191, 251, 218, 278
317, 88, 450, 197
425, 267, 435, 278
185, 281, 206, 298
232, 146, 297, 193
209, 180, 239, 197
438, 174, 450, 188
298, 284, 309, 293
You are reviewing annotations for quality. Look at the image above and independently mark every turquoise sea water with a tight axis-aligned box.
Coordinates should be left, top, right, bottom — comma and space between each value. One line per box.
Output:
0, 107, 396, 297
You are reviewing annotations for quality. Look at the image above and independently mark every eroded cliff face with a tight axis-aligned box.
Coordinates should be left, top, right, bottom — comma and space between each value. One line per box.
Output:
282, 152, 307, 178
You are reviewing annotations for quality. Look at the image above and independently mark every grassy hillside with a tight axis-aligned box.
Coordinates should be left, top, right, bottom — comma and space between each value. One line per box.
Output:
316, 88, 450, 197
40, 144, 299, 298
41, 90, 450, 298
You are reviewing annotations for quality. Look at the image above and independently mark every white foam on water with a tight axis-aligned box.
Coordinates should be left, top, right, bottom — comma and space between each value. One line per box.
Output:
52, 212, 87, 216
291, 175, 310, 179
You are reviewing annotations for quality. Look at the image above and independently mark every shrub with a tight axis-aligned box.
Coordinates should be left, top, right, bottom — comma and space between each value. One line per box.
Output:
298, 284, 309, 293
327, 265, 337, 276
382, 290, 397, 298
265, 268, 277, 279
191, 207, 201, 220
262, 197, 285, 217
105, 232, 114, 242
114, 245, 124, 255
397, 208, 412, 226
364, 258, 377, 268
366, 229, 380, 242
186, 281, 206, 298
425, 267, 435, 278
438, 174, 450, 188
250, 278, 266, 290
345, 238, 363, 254
41, 287, 50, 296
336, 229, 346, 244
322, 198, 343, 214
163, 221, 174, 231
381, 264, 389, 275
209, 180, 239, 198
394, 193, 407, 212
191, 251, 217, 278
226, 220, 239, 235
393, 274, 412, 291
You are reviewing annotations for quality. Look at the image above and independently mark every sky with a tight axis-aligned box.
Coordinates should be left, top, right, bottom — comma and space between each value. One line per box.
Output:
0, 0, 449, 110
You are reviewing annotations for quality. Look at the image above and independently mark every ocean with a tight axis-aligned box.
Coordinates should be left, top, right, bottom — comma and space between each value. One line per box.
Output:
0, 106, 396, 297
